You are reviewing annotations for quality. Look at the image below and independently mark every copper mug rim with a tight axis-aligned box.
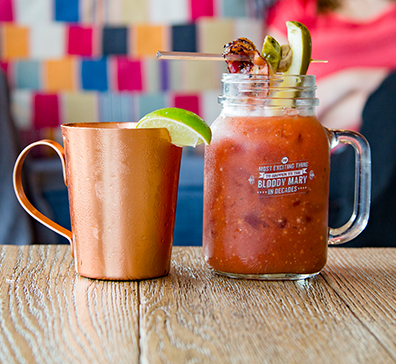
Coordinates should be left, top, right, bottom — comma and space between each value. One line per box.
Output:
61, 121, 168, 130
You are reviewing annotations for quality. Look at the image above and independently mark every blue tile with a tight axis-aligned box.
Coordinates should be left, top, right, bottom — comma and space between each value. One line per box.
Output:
99, 92, 134, 122
137, 93, 167, 119
173, 154, 204, 246
102, 27, 128, 55
160, 60, 169, 91
221, 0, 246, 17
15, 60, 41, 90
54, 0, 79, 22
81, 58, 108, 91
171, 24, 196, 52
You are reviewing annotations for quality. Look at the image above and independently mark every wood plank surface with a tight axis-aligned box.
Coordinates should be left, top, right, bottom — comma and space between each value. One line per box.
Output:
0, 245, 140, 364
140, 247, 396, 364
322, 248, 396, 361
0, 245, 395, 364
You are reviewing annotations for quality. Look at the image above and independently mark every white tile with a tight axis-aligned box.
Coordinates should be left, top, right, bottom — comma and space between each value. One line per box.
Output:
234, 18, 264, 49
202, 90, 222, 126
148, 0, 188, 24
143, 57, 161, 93
11, 90, 33, 130
106, 0, 123, 25
14, 0, 53, 24
30, 24, 66, 59
168, 60, 186, 91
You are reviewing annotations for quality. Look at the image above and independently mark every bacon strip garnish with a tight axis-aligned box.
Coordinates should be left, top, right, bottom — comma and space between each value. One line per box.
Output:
222, 38, 269, 75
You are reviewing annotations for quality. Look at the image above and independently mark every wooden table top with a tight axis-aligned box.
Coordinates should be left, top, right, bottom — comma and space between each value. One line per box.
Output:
0, 245, 395, 364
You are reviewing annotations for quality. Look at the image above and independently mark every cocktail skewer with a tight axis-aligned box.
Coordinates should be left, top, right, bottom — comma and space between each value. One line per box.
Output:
157, 51, 246, 61
157, 50, 328, 64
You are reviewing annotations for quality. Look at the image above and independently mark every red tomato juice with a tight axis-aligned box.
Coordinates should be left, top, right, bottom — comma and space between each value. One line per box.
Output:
203, 114, 331, 275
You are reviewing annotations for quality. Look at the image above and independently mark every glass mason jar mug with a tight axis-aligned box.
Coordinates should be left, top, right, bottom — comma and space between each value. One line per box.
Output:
203, 73, 371, 280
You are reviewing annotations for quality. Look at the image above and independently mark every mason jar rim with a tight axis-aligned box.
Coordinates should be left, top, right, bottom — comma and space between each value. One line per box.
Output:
219, 73, 318, 108
221, 73, 316, 83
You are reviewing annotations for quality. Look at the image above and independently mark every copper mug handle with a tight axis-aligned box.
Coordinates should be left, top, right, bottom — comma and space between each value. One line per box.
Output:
13, 140, 74, 256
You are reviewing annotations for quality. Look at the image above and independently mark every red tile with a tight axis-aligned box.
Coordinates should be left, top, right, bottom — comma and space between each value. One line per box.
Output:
190, 0, 214, 20
173, 94, 201, 116
33, 94, 60, 129
0, 0, 14, 21
67, 25, 93, 56
116, 57, 143, 91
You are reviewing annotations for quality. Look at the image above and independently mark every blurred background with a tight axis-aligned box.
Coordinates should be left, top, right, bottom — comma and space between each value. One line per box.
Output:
2, 0, 396, 248
0, 0, 269, 246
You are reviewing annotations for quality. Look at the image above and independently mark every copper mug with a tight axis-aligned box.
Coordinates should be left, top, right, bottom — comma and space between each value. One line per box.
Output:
13, 122, 182, 280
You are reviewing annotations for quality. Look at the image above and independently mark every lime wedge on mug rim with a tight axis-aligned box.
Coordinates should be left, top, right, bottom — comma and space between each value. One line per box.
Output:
284, 21, 312, 75
136, 108, 212, 148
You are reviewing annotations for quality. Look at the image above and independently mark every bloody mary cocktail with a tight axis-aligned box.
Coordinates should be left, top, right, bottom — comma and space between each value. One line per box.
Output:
202, 23, 371, 280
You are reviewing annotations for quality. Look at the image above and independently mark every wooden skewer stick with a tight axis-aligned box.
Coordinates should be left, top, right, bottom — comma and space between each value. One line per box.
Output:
157, 51, 328, 64
311, 59, 328, 63
157, 51, 246, 61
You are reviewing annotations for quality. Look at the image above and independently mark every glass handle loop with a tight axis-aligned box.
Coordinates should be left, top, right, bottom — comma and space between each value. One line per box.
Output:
328, 130, 371, 245
13, 140, 74, 256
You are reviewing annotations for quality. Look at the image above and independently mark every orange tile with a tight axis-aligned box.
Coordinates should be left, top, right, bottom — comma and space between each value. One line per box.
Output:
197, 18, 233, 53
121, 0, 148, 24
2, 24, 29, 60
134, 25, 167, 57
44, 58, 76, 92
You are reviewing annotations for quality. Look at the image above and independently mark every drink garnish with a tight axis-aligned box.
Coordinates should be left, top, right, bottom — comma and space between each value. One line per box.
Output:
136, 108, 212, 147
261, 35, 282, 73
222, 37, 269, 74
284, 21, 312, 75
223, 21, 318, 76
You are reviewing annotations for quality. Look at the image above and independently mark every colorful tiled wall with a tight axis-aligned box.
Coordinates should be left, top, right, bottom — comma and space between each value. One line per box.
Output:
0, 0, 264, 149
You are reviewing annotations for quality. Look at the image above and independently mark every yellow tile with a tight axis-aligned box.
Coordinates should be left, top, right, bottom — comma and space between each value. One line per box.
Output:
2, 24, 29, 60
121, 0, 148, 24
62, 92, 98, 123
198, 18, 234, 54
44, 58, 76, 92
184, 61, 219, 91
134, 25, 166, 57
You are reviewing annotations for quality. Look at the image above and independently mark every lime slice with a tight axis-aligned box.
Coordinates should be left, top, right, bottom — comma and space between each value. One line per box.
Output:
284, 21, 312, 75
136, 108, 212, 147
261, 35, 281, 73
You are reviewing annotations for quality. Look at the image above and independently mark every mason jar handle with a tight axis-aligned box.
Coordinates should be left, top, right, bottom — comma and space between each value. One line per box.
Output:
13, 140, 74, 256
328, 130, 371, 245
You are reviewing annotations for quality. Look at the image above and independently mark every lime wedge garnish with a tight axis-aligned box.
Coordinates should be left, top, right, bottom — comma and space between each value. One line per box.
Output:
284, 21, 312, 75
136, 108, 212, 147
261, 35, 281, 73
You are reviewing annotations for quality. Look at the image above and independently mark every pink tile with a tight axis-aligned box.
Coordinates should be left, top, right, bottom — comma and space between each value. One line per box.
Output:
0, 62, 9, 76
0, 0, 13, 21
116, 57, 143, 91
33, 94, 60, 129
173, 94, 201, 116
190, 0, 213, 20
67, 25, 93, 57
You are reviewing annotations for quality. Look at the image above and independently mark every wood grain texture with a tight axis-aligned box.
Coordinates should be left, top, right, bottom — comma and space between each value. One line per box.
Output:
0, 245, 395, 364
323, 248, 396, 361
140, 247, 395, 364
0, 245, 140, 364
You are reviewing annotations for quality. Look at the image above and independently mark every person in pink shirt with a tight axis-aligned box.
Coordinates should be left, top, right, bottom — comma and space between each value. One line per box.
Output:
267, 0, 396, 131
266, 0, 396, 246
